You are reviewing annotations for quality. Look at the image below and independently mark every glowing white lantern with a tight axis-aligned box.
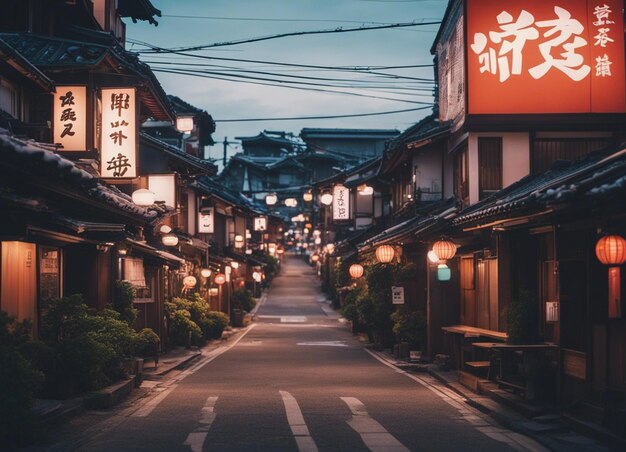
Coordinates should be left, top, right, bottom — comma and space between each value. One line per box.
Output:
132, 189, 155, 206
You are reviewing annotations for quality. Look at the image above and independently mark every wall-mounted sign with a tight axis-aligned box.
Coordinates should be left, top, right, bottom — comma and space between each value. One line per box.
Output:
198, 207, 214, 234
148, 174, 176, 207
392, 286, 405, 305
254, 216, 267, 231
101, 87, 137, 178
466, 0, 626, 114
53, 86, 87, 151
332, 185, 350, 221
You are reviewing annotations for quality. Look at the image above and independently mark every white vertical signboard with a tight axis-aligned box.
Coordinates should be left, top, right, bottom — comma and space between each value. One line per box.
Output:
101, 87, 137, 178
254, 216, 267, 231
333, 184, 350, 221
53, 86, 87, 151
148, 174, 176, 207
392, 286, 405, 305
198, 207, 214, 234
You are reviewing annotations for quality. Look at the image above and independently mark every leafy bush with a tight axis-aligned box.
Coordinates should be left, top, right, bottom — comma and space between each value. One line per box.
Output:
231, 288, 256, 313
341, 286, 361, 323
38, 295, 139, 396
113, 280, 138, 326
391, 306, 426, 350
201, 311, 229, 339
507, 289, 539, 344
135, 328, 160, 358
0, 346, 43, 447
167, 307, 202, 346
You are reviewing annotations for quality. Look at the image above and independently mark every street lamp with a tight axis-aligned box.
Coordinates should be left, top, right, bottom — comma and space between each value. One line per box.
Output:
320, 193, 333, 206
265, 193, 278, 206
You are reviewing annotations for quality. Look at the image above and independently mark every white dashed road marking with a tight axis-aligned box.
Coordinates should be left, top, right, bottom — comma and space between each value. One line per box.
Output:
184, 396, 218, 452
280, 390, 318, 452
341, 397, 409, 452
296, 341, 348, 347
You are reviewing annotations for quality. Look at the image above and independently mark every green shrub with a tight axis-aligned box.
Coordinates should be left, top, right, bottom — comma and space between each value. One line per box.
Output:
135, 328, 160, 358
38, 295, 139, 396
391, 306, 426, 350
231, 288, 256, 313
113, 280, 138, 326
201, 311, 229, 339
507, 289, 539, 344
0, 346, 43, 447
341, 287, 361, 323
167, 307, 202, 346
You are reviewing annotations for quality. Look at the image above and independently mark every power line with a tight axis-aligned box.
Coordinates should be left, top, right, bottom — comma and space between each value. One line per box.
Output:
145, 61, 435, 88
214, 105, 432, 122
137, 21, 441, 53
152, 67, 433, 104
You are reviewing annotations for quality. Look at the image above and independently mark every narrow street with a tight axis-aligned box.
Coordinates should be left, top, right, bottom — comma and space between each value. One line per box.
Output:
37, 255, 546, 452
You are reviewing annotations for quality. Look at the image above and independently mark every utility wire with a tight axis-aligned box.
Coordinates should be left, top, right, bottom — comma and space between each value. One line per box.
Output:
152, 67, 433, 104
136, 21, 441, 53
145, 61, 434, 89
214, 105, 432, 122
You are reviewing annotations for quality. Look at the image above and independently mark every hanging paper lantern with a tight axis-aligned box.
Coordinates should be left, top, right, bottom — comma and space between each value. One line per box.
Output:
265, 193, 278, 206
432, 239, 457, 261
375, 244, 395, 263
303, 192, 313, 202
349, 264, 364, 279
596, 234, 626, 318
311, 254, 320, 262
161, 233, 179, 247
252, 271, 262, 282
320, 193, 333, 206
183, 275, 197, 287
200, 268, 212, 278
131, 189, 155, 206
214, 273, 226, 285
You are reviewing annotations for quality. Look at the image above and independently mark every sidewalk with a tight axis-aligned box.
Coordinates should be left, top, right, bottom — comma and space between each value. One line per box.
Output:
367, 347, 615, 452
33, 309, 261, 426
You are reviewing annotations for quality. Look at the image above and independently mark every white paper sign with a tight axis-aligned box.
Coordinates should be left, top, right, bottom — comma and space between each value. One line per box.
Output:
198, 207, 214, 234
392, 286, 405, 305
53, 86, 86, 151
333, 184, 350, 220
101, 87, 137, 178
148, 174, 176, 207
254, 216, 267, 231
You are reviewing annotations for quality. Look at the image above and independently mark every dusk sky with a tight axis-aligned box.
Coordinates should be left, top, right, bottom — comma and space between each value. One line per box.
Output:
127, 0, 447, 165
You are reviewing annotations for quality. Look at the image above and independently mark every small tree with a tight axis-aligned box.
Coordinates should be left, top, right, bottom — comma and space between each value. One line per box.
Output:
113, 280, 138, 326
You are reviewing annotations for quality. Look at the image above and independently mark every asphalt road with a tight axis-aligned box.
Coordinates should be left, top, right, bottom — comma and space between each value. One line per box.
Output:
37, 255, 547, 452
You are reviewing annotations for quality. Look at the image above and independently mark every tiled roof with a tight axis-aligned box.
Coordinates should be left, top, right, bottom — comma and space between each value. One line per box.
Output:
453, 147, 626, 226
0, 128, 158, 220
140, 132, 217, 175
117, 0, 161, 25
0, 37, 54, 91
0, 32, 173, 121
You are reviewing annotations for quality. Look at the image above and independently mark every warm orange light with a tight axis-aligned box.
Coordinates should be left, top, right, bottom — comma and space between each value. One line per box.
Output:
214, 274, 226, 285
375, 245, 395, 263
595, 235, 626, 265
311, 254, 320, 262
596, 234, 626, 319
349, 264, 364, 279
432, 239, 457, 261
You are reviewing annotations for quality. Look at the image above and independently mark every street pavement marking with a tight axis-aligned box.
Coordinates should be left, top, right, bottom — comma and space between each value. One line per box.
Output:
296, 341, 348, 347
183, 396, 218, 452
132, 325, 257, 418
279, 390, 318, 452
340, 397, 409, 452
132, 384, 178, 417
257, 315, 308, 323
363, 349, 547, 452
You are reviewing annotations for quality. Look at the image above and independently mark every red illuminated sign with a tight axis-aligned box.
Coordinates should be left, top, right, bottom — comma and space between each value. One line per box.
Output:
466, 0, 626, 114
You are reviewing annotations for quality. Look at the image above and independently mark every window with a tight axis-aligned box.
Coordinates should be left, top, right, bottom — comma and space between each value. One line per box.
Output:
532, 138, 610, 173
0, 78, 20, 119
454, 146, 469, 205
478, 137, 502, 200
124, 257, 154, 303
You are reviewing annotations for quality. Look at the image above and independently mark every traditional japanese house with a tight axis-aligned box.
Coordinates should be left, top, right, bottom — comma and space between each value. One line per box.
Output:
417, 0, 626, 435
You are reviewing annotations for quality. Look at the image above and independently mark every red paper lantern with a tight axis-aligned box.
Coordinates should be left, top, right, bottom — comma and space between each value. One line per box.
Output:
214, 273, 226, 285
432, 239, 457, 261
375, 245, 395, 263
349, 264, 364, 279
596, 234, 626, 318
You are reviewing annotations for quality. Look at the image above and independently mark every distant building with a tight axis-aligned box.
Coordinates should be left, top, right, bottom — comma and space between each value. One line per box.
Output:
300, 128, 400, 166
